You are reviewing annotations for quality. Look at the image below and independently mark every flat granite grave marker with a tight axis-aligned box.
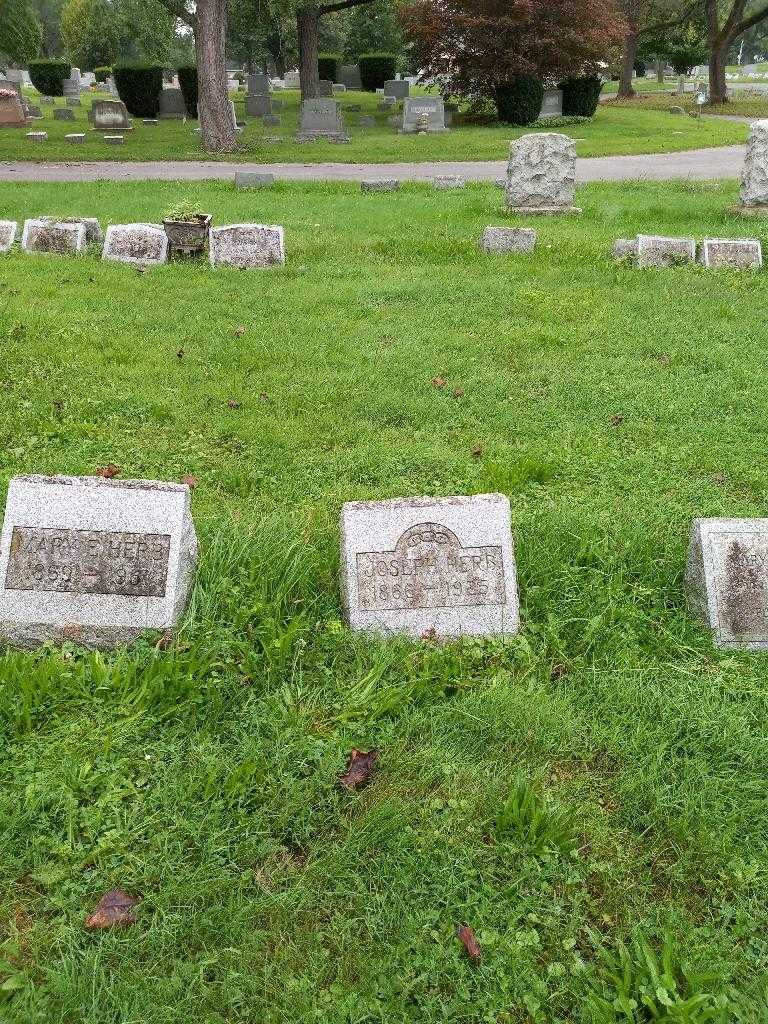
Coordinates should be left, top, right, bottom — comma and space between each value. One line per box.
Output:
506, 133, 580, 214
686, 518, 768, 649
41, 216, 102, 244
209, 224, 285, 269
700, 238, 762, 269
103, 135, 124, 144
481, 226, 537, 253
296, 98, 349, 142
636, 234, 696, 268
0, 475, 197, 649
0, 220, 17, 252
159, 88, 186, 119
65, 133, 85, 143
612, 238, 638, 260
26, 131, 47, 142
340, 493, 519, 639
401, 96, 448, 134
103, 224, 168, 266
92, 99, 131, 131
234, 171, 275, 188
361, 178, 400, 192
53, 108, 75, 121
433, 175, 465, 188
66, 97, 81, 107
22, 219, 86, 255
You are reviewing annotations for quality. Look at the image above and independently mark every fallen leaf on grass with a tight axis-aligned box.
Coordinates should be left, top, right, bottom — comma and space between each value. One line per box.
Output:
456, 924, 481, 962
227, 399, 242, 409
84, 889, 139, 929
259, 392, 271, 402
94, 464, 120, 479
180, 474, 199, 488
155, 631, 174, 650
176, 348, 184, 360
609, 414, 624, 427
452, 387, 465, 399
431, 376, 447, 388
471, 445, 483, 459
658, 353, 671, 367
339, 749, 379, 791
550, 662, 567, 679
234, 325, 246, 336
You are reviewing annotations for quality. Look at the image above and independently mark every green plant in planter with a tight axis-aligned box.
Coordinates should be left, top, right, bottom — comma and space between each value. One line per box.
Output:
164, 199, 206, 222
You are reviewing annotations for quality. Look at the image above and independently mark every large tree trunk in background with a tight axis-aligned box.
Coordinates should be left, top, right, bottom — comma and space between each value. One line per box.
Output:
618, 27, 639, 98
656, 58, 664, 83
297, 7, 320, 99
196, 0, 236, 153
708, 38, 729, 103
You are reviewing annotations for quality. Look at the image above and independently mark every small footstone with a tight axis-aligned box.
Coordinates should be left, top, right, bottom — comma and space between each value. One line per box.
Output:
340, 493, 519, 639
612, 238, 638, 261
700, 238, 762, 269
0, 474, 198, 649
26, 105, 42, 118
361, 178, 400, 192
209, 224, 285, 269
26, 131, 47, 142
0, 220, 18, 252
65, 133, 85, 143
22, 219, 86, 255
103, 135, 124, 144
358, 115, 375, 127
53, 108, 75, 121
41, 216, 102, 244
433, 175, 465, 189
142, 118, 158, 125
262, 114, 280, 126
234, 171, 275, 188
103, 224, 168, 266
669, 105, 686, 115
685, 518, 768, 649
66, 97, 82, 107
636, 234, 696, 268
480, 226, 537, 253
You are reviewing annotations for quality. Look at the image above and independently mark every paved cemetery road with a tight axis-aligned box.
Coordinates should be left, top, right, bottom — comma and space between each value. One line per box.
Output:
0, 144, 746, 184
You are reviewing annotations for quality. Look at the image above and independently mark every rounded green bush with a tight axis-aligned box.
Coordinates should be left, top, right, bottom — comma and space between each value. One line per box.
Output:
177, 66, 198, 118
318, 53, 341, 83
359, 53, 396, 91
494, 76, 543, 125
559, 75, 602, 117
113, 62, 163, 117
28, 58, 71, 97
93, 66, 111, 84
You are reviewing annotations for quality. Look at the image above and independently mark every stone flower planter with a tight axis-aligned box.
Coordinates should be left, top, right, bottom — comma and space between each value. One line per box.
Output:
162, 214, 212, 257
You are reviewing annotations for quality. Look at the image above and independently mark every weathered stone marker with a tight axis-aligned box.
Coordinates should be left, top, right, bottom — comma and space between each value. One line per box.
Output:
384, 79, 409, 100
538, 89, 563, 119
433, 175, 465, 188
209, 224, 285, 269
159, 88, 186, 119
41, 216, 102, 244
65, 133, 85, 144
612, 238, 638, 261
400, 96, 448, 134
700, 238, 762, 269
22, 219, 86, 255
340, 493, 519, 639
505, 133, 580, 214
361, 178, 400, 192
739, 119, 768, 211
234, 171, 275, 188
0, 92, 27, 127
0, 475, 197, 649
0, 220, 17, 252
636, 234, 696, 268
53, 108, 75, 121
103, 224, 168, 266
26, 131, 47, 142
481, 226, 537, 253
295, 98, 349, 142
686, 518, 768, 649
92, 99, 131, 131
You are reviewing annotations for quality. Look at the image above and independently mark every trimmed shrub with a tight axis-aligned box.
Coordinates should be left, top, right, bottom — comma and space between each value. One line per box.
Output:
359, 53, 396, 91
28, 58, 71, 97
318, 53, 341, 82
94, 66, 111, 84
634, 60, 646, 76
178, 65, 198, 118
559, 75, 602, 117
494, 75, 543, 125
113, 62, 163, 117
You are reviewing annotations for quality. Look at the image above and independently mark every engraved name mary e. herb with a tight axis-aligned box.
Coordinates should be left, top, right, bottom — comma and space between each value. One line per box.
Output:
5, 527, 171, 598
356, 522, 506, 611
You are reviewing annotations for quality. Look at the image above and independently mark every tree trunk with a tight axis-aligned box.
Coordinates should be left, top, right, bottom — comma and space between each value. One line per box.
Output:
196, 0, 236, 153
297, 6, 320, 99
618, 28, 639, 98
708, 38, 729, 103
656, 58, 664, 83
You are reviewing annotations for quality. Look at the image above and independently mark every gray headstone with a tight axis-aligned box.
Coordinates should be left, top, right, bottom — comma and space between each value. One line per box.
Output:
159, 88, 186, 119
332, 83, 346, 93
92, 99, 131, 131
636, 234, 696, 268
359, 115, 375, 127
685, 518, 768, 649
42, 216, 102, 244
379, 96, 396, 110
262, 113, 280, 126
0, 220, 18, 252
234, 171, 275, 188
103, 224, 168, 266
433, 175, 465, 189
340, 64, 362, 90
40, 96, 55, 105
612, 238, 638, 261
480, 226, 537, 253
361, 178, 400, 192
62, 77, 80, 98
143, 118, 158, 125
384, 79, 409, 100
669, 105, 686, 115
53, 108, 75, 121
538, 89, 563, 119
317, 79, 334, 98
65, 133, 85, 144
21, 219, 86, 255
26, 131, 47, 142
340, 493, 519, 638
740, 120, 768, 208
284, 71, 301, 89
66, 97, 82, 107
103, 135, 124, 144
505, 133, 579, 213
0, 474, 197, 649
700, 238, 762, 268
209, 224, 285, 269
245, 93, 272, 117
26, 104, 42, 118
401, 96, 448, 134
296, 98, 349, 142
247, 73, 270, 95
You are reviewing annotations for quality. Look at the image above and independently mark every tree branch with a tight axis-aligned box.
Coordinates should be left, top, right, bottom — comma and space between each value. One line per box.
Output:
155, 0, 197, 31
638, 1, 699, 39
729, 1, 768, 41
317, 0, 375, 15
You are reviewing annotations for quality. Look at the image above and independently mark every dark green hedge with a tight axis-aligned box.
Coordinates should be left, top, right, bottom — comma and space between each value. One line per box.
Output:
559, 75, 602, 117
494, 75, 543, 125
178, 65, 198, 118
359, 53, 396, 91
318, 53, 341, 83
94, 66, 111, 84
28, 58, 71, 97
113, 62, 163, 117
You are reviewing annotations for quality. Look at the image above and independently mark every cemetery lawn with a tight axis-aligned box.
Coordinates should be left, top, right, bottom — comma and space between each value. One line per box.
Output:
2, 177, 768, 1023
0, 88, 748, 163
607, 92, 768, 120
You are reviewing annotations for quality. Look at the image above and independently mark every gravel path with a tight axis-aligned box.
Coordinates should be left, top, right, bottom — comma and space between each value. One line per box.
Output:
0, 144, 747, 184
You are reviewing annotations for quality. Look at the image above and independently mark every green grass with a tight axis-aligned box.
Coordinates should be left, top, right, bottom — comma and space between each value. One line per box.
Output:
0, 177, 767, 1022
0, 86, 748, 163
607, 91, 766, 120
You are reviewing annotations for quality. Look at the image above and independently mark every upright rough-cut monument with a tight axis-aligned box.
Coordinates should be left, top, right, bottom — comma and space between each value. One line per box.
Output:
740, 120, 768, 211
505, 133, 580, 214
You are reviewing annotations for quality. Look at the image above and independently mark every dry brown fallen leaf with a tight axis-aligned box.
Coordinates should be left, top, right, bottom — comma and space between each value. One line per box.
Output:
453, 387, 465, 399
227, 399, 242, 409
176, 348, 184, 360
234, 325, 246, 336
180, 474, 199, 489
456, 924, 481, 962
431, 376, 447, 388
259, 392, 270, 402
609, 414, 624, 427
658, 353, 671, 367
339, 749, 379, 791
94, 464, 120, 479
471, 444, 483, 459
84, 889, 139, 930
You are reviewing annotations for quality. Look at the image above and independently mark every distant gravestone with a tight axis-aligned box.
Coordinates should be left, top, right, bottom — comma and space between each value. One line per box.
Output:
612, 238, 638, 261
686, 518, 768, 649
340, 64, 362, 90
22, 219, 86, 255
384, 79, 409, 100
340, 493, 519, 639
332, 83, 346, 94
379, 96, 396, 110
53, 108, 75, 121
26, 104, 42, 118
0, 92, 26, 127
209, 224, 285, 269
284, 71, 301, 89
361, 178, 400, 192
505, 133, 580, 214
539, 89, 563, 119
0, 474, 197, 649
245, 93, 272, 117
247, 73, 270, 95
401, 96, 448, 134
66, 96, 81, 107
159, 88, 186, 119
234, 171, 275, 188
481, 226, 537, 253
740, 120, 768, 210
636, 234, 696, 268
0, 220, 17, 252
65, 133, 85, 144
262, 113, 280, 126
700, 238, 762, 269
296, 98, 349, 142
359, 115, 375, 127
92, 99, 131, 131
62, 77, 80, 99
26, 131, 47, 142
41, 216, 102, 244
103, 135, 124, 144
433, 175, 465, 188
103, 224, 168, 266
40, 95, 55, 105
317, 79, 334, 98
